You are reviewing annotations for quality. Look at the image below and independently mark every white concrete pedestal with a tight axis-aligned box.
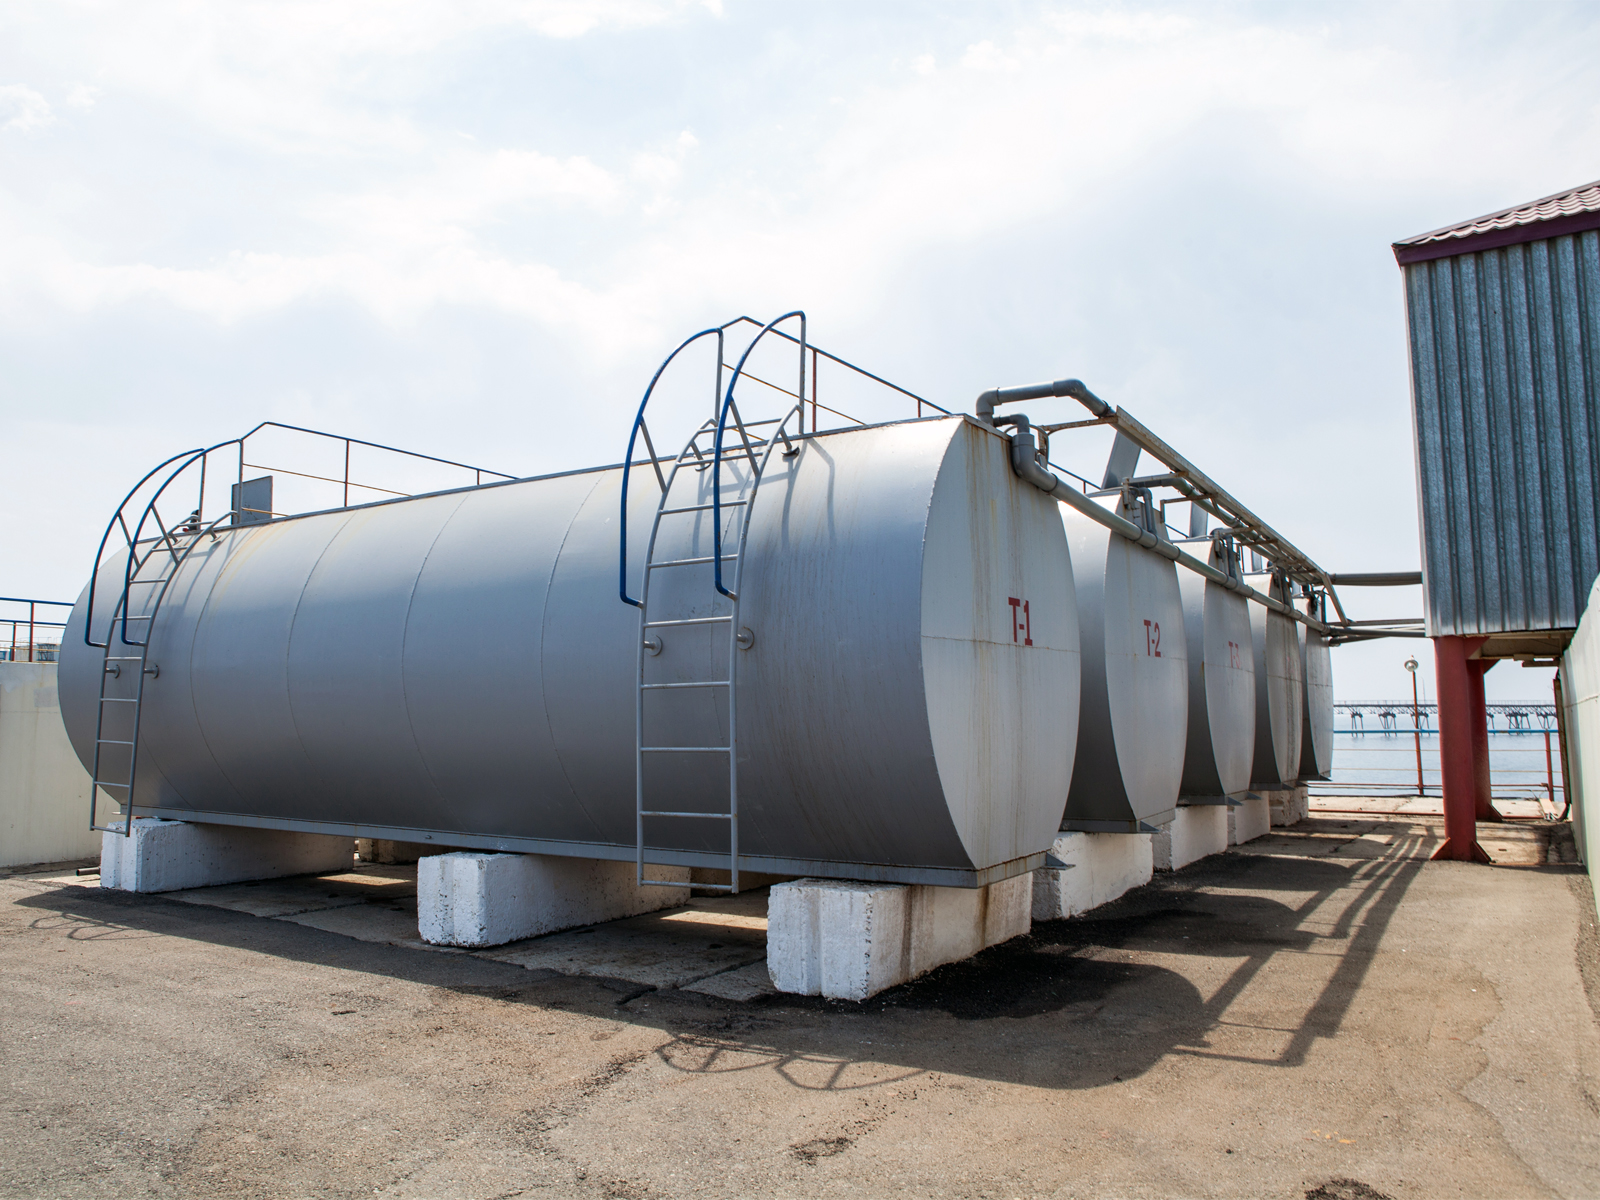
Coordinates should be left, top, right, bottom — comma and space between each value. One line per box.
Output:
100, 818, 353, 892
1153, 805, 1229, 872
1031, 832, 1152, 921
1267, 785, 1310, 827
767, 874, 1031, 1001
418, 853, 690, 948
1228, 795, 1271, 845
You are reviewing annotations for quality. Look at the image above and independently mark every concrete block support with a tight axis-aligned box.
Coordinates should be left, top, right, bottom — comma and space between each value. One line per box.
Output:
1153, 805, 1229, 872
1031, 832, 1153, 921
418, 853, 690, 948
767, 874, 1031, 1001
1266, 785, 1310, 827
100, 818, 354, 892
1228, 795, 1271, 845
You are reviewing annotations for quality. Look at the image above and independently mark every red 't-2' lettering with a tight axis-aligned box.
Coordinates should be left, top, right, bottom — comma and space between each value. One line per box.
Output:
1008, 597, 1032, 646
1144, 619, 1162, 657
1228, 639, 1242, 669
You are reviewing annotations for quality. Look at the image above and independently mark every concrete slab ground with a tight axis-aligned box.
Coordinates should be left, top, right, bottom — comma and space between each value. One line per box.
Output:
2, 812, 1598, 1199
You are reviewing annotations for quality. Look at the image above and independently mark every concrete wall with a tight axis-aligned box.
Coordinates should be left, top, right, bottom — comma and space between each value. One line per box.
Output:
1, 661, 100, 868
1559, 577, 1600, 925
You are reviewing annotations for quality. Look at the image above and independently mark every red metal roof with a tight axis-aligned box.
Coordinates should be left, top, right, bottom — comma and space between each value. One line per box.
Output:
1393, 178, 1600, 265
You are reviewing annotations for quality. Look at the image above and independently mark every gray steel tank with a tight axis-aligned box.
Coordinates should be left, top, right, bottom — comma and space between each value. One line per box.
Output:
1245, 573, 1304, 789
1060, 499, 1188, 831
59, 415, 1078, 886
1298, 615, 1334, 781
1177, 540, 1256, 798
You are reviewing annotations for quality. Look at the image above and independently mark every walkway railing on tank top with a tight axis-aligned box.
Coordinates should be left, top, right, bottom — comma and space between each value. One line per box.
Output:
83, 422, 514, 836
0, 597, 71, 662
618, 314, 949, 892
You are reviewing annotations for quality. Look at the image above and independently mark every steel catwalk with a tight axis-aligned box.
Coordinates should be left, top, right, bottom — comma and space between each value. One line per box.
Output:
59, 416, 1078, 886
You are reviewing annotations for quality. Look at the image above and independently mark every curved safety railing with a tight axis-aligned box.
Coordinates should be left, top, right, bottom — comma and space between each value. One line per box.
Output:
618, 314, 947, 607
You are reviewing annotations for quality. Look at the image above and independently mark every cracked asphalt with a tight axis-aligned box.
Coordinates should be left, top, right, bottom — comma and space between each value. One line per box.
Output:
3, 814, 1597, 1200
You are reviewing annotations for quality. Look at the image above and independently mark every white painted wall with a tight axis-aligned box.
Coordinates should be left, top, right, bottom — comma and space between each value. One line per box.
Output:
1559, 577, 1600, 926
1, 661, 100, 868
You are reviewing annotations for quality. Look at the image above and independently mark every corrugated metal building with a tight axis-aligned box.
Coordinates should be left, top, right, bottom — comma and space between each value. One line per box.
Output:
1396, 180, 1600, 657
1394, 180, 1600, 861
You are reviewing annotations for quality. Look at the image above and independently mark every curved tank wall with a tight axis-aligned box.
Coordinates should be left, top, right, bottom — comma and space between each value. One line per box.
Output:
1245, 574, 1304, 789
1060, 505, 1187, 830
1177, 543, 1256, 798
59, 415, 1079, 886
1299, 619, 1334, 781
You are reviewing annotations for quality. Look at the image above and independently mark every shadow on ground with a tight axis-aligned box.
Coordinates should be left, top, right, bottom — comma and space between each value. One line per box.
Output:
10, 818, 1460, 1093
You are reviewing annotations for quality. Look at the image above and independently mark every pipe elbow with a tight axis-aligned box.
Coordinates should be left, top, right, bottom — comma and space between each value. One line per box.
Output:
1006, 429, 1062, 496
1056, 379, 1110, 417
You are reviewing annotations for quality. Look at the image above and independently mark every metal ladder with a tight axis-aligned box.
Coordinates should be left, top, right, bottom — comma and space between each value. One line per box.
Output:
624, 313, 808, 894
88, 512, 231, 835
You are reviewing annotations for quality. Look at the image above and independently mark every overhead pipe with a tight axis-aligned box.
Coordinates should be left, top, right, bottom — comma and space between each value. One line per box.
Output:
989, 413, 1325, 633
977, 379, 1109, 424
1329, 571, 1423, 587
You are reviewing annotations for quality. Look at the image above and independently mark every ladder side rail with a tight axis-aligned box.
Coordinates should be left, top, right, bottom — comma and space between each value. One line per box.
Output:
636, 423, 722, 887
91, 510, 237, 835
88, 585, 137, 835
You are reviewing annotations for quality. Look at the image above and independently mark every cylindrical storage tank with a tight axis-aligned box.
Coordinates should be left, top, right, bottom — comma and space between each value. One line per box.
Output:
60, 415, 1079, 886
1245, 574, 1304, 789
1299, 615, 1334, 780
1060, 504, 1187, 831
1177, 542, 1256, 798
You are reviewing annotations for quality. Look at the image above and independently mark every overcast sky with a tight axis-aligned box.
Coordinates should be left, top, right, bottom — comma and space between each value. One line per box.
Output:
4, 0, 1597, 702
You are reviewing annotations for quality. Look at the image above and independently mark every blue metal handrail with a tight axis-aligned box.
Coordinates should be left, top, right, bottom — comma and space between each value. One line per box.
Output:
618, 314, 947, 608
712, 311, 805, 598
618, 321, 734, 608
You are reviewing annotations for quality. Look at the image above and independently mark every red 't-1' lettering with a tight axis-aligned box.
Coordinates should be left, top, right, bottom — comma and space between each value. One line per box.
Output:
1009, 597, 1033, 646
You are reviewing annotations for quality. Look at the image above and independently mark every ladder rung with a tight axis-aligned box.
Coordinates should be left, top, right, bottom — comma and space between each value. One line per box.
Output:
659, 501, 748, 515
96, 739, 136, 746
641, 878, 700, 888
639, 746, 731, 753
99, 698, 140, 703
644, 616, 732, 628
639, 811, 735, 819
119, 615, 154, 621
94, 781, 132, 789
648, 555, 737, 569
685, 882, 737, 893
105, 656, 144, 661
641, 681, 730, 690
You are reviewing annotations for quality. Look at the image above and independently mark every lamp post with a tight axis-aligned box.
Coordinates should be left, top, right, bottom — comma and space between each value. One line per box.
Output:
1404, 656, 1424, 795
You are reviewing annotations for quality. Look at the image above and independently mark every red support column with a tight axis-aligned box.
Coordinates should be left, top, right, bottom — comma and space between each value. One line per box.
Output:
1432, 635, 1492, 862
1468, 659, 1503, 821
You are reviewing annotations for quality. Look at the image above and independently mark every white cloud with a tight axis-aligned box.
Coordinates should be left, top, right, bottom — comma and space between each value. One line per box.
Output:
4, 4, 1595, 358
0, 84, 52, 134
